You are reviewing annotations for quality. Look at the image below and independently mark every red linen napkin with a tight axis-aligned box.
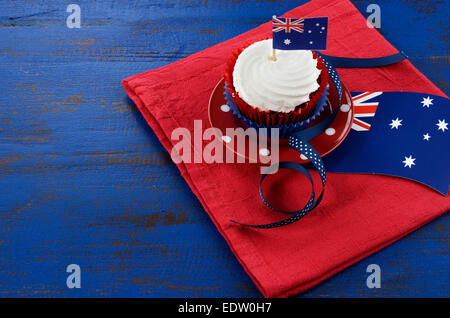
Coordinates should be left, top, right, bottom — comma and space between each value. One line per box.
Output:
122, 0, 449, 297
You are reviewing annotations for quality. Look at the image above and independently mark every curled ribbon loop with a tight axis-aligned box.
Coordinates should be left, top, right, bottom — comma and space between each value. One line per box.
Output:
317, 52, 407, 68
230, 138, 326, 228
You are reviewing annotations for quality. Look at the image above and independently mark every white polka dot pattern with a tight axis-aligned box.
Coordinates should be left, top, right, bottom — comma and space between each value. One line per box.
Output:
220, 104, 230, 112
319, 53, 343, 103
222, 135, 231, 143
289, 136, 327, 184
259, 148, 270, 156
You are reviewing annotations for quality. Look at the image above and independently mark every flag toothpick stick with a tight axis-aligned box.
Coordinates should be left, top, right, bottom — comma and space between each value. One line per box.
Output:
270, 48, 277, 61
270, 15, 277, 61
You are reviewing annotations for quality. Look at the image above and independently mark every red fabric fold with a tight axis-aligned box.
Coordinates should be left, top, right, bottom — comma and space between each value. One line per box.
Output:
122, 0, 449, 297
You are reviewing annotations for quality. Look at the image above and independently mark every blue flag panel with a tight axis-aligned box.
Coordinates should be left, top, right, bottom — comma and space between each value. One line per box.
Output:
324, 92, 450, 195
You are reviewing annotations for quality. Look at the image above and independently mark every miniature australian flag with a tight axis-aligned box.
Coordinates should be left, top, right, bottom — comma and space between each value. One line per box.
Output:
272, 16, 328, 50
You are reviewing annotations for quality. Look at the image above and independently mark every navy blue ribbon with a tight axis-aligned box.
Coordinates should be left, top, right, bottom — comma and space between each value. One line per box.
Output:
231, 137, 326, 228
294, 105, 338, 141
318, 52, 407, 68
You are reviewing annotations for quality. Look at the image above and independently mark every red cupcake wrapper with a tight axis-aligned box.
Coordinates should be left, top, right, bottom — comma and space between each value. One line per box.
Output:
224, 39, 330, 126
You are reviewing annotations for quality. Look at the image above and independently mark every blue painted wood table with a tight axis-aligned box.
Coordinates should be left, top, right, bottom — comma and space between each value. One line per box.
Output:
0, 0, 448, 297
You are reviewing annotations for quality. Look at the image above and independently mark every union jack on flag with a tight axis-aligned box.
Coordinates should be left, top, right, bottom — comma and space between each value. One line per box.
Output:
351, 92, 383, 131
272, 16, 328, 50
272, 16, 304, 33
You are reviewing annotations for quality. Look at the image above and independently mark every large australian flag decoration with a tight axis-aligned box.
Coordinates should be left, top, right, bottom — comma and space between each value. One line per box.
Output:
324, 92, 450, 195
272, 16, 328, 50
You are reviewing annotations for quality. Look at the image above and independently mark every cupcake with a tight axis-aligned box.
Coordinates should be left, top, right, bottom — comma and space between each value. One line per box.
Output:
224, 38, 329, 126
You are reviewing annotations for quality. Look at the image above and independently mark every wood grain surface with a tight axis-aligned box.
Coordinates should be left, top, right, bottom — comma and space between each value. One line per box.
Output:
0, 0, 448, 297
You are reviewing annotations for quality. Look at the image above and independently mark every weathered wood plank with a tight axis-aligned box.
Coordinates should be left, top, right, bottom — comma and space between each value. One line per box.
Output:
0, 0, 448, 297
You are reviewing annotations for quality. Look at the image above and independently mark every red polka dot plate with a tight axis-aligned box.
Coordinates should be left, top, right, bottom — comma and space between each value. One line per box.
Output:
208, 78, 354, 164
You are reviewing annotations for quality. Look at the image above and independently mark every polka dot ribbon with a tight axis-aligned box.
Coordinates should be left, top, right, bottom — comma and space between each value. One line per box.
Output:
230, 136, 326, 228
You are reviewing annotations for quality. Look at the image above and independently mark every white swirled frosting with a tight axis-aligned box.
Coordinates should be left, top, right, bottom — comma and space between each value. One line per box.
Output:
232, 39, 321, 113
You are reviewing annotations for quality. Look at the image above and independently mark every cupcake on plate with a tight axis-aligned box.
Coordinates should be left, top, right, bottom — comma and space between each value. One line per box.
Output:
224, 38, 329, 126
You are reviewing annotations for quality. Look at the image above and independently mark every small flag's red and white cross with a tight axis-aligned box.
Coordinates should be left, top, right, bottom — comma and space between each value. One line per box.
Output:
272, 16, 304, 33
351, 92, 383, 131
